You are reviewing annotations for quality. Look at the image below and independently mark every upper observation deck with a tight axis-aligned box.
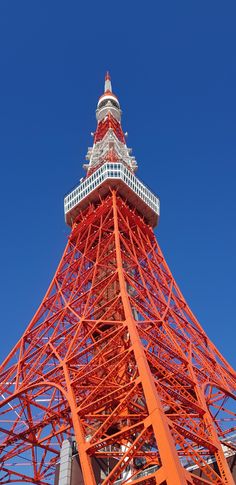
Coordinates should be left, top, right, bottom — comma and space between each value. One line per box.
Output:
64, 162, 160, 227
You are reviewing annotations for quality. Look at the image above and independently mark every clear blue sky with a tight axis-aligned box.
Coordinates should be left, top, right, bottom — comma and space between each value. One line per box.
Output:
0, 1, 235, 369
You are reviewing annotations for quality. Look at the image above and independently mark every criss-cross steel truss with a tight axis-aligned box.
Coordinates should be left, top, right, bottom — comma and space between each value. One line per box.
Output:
0, 74, 235, 485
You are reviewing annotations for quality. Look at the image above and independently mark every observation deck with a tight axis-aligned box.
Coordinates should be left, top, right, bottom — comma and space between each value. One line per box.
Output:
64, 162, 160, 228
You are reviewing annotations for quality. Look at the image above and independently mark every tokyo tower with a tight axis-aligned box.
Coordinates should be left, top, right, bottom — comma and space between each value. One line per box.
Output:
0, 73, 236, 485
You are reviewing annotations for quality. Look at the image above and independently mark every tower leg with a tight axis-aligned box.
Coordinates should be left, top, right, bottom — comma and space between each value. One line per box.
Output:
112, 191, 189, 485
194, 383, 235, 485
63, 363, 96, 485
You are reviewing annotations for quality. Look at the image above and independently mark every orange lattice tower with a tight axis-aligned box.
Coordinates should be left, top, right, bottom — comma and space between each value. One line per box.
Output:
0, 74, 236, 485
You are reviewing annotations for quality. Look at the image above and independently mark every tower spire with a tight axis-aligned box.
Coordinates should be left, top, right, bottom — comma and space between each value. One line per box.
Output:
104, 70, 112, 92
83, 73, 138, 176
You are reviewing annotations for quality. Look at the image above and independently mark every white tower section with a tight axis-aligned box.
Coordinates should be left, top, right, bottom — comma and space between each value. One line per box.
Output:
64, 73, 160, 228
84, 72, 137, 174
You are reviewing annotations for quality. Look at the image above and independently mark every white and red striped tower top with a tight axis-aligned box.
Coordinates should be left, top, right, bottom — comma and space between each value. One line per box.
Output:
64, 74, 160, 227
84, 72, 137, 176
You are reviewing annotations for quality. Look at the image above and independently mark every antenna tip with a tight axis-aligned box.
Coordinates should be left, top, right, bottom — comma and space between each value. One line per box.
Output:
105, 71, 111, 81
104, 71, 112, 93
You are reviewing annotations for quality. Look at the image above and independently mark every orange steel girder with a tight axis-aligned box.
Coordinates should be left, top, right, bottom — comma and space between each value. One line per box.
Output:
0, 191, 235, 485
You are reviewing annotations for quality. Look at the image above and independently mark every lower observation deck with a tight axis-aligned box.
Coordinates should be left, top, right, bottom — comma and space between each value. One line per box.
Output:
64, 163, 160, 227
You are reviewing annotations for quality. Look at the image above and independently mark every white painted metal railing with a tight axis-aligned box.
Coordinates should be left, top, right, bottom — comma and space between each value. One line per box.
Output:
64, 163, 160, 218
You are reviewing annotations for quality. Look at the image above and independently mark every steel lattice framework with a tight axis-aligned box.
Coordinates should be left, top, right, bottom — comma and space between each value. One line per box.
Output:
0, 74, 235, 485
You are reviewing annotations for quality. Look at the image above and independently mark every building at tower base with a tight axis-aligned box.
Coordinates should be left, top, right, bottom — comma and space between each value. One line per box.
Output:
54, 438, 236, 485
